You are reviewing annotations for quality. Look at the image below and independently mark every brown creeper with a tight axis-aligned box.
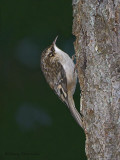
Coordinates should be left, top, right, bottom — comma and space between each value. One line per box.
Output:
40, 37, 83, 128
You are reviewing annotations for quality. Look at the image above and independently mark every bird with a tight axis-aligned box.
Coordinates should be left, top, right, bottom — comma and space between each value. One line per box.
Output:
40, 36, 83, 128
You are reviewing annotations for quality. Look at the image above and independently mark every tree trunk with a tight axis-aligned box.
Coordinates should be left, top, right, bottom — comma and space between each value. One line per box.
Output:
72, 0, 120, 159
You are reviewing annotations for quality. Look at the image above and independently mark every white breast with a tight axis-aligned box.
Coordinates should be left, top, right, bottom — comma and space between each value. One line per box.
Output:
54, 45, 77, 94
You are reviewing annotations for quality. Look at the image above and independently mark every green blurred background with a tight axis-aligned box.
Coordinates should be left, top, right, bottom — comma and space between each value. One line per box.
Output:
0, 0, 86, 159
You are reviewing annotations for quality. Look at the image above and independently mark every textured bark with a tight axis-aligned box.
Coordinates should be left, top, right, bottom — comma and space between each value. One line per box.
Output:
72, 0, 120, 159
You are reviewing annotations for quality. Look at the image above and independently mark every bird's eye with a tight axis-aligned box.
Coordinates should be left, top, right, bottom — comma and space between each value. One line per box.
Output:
48, 52, 54, 57
49, 51, 55, 57
48, 46, 55, 57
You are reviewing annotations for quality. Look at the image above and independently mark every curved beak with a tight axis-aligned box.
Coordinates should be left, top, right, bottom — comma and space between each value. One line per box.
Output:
53, 36, 58, 45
